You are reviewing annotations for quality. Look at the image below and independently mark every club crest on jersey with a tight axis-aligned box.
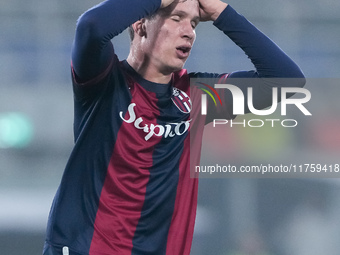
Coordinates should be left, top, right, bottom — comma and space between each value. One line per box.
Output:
171, 88, 192, 113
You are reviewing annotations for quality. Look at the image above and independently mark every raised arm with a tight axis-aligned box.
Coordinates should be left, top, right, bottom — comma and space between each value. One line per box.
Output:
71, 0, 164, 83
197, 1, 305, 121
213, 4, 305, 80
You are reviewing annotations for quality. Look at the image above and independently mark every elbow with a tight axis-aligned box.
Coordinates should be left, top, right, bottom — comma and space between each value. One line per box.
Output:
75, 10, 104, 44
297, 75, 306, 89
281, 62, 306, 88
291, 67, 306, 88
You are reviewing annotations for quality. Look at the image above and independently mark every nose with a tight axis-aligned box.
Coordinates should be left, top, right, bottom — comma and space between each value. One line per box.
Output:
181, 20, 196, 41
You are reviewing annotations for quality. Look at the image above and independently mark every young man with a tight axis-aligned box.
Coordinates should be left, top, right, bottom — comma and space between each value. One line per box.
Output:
43, 0, 305, 254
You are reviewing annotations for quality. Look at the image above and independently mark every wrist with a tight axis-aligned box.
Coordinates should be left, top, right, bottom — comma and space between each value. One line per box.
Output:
160, 0, 174, 8
211, 2, 228, 21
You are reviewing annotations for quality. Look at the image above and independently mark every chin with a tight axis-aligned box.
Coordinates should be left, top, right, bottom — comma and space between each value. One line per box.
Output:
171, 61, 187, 72
161, 65, 183, 75
161, 59, 187, 74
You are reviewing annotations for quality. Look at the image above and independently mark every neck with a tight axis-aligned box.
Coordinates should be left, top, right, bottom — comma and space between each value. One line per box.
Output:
126, 50, 173, 84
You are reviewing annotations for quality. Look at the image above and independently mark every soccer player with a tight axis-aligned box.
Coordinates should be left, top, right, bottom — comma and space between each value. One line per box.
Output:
43, 0, 305, 254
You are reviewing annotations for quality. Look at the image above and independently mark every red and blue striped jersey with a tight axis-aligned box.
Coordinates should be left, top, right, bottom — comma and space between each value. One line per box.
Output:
44, 58, 212, 255
43, 2, 304, 254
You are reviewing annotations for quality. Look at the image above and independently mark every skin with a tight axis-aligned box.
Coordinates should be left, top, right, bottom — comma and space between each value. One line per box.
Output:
126, 0, 228, 84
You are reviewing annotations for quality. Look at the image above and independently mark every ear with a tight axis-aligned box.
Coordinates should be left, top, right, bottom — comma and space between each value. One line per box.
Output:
132, 18, 147, 37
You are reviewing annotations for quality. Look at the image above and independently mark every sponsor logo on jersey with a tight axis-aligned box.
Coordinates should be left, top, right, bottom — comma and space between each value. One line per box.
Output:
120, 103, 191, 141
171, 88, 192, 113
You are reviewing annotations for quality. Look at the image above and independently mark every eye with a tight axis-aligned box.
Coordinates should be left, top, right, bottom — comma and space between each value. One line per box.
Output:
171, 15, 181, 22
191, 22, 197, 29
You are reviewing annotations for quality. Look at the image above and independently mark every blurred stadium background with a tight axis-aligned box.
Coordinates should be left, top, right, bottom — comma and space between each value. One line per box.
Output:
1, 0, 340, 254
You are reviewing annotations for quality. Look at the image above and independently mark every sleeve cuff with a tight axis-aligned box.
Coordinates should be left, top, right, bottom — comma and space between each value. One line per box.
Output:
213, 5, 238, 31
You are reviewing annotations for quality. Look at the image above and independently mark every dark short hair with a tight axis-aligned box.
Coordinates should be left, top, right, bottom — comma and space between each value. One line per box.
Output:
128, 25, 134, 41
128, 13, 158, 42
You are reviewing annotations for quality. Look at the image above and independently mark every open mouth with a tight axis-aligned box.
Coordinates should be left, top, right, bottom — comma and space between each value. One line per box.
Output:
176, 46, 191, 59
176, 46, 191, 54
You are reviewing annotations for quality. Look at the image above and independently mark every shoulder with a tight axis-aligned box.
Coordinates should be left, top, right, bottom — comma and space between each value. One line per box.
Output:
172, 70, 227, 85
172, 70, 230, 93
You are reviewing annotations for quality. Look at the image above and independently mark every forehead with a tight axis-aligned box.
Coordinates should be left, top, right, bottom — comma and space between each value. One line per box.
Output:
159, 0, 200, 18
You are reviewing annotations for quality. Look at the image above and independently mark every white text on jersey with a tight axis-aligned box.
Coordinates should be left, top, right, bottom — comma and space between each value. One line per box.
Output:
119, 103, 191, 141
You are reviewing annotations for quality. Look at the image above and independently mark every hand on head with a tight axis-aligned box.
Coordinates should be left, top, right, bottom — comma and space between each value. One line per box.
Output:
160, 0, 176, 8
197, 0, 228, 21
160, 0, 228, 21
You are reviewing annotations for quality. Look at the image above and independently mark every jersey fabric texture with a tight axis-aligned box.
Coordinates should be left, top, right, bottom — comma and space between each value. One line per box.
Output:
43, 0, 305, 254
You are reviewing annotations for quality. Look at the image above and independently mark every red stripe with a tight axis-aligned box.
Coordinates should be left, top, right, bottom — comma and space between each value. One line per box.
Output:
173, 96, 187, 111
165, 131, 199, 255
71, 57, 115, 86
165, 87, 207, 254
89, 85, 162, 254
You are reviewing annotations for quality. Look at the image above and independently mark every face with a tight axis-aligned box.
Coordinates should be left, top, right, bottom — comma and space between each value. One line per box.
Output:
141, 0, 200, 74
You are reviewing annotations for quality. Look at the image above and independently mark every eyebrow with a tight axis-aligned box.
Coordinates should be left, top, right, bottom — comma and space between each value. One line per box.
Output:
171, 10, 200, 24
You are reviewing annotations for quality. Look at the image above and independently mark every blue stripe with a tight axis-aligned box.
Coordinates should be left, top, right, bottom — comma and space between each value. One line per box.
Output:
46, 69, 131, 253
131, 92, 188, 255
